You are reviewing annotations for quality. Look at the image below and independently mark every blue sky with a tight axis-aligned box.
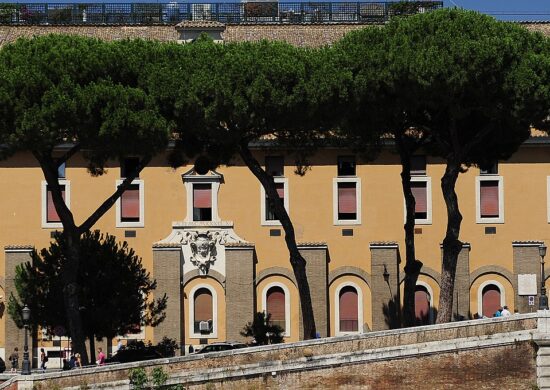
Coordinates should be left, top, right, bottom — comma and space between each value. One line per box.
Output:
444, 0, 550, 21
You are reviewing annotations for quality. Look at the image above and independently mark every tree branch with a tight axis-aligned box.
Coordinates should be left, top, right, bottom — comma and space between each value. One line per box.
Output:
55, 144, 81, 169
78, 155, 151, 234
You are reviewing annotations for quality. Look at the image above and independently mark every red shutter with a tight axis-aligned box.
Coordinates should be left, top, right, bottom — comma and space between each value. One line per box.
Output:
267, 287, 285, 322
47, 186, 65, 223
482, 285, 501, 317
339, 288, 358, 321
411, 182, 427, 214
480, 181, 499, 217
339, 287, 358, 331
121, 185, 140, 220
415, 289, 430, 322
276, 182, 284, 199
194, 185, 212, 208
338, 183, 356, 214
194, 289, 213, 322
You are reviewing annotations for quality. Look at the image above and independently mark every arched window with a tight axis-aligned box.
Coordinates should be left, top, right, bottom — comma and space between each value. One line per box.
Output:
415, 285, 431, 325
194, 288, 213, 334
266, 286, 286, 331
482, 284, 501, 318
339, 286, 359, 332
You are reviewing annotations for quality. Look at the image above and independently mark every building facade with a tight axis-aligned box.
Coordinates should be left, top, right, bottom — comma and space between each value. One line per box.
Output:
1, 17, 550, 362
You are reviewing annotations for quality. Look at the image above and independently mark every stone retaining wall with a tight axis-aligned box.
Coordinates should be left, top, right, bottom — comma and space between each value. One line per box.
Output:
1, 22, 548, 48
0, 314, 541, 389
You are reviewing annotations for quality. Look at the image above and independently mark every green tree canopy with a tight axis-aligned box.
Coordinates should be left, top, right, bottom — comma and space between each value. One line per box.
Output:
8, 231, 167, 359
146, 38, 334, 338
340, 9, 550, 323
0, 34, 171, 362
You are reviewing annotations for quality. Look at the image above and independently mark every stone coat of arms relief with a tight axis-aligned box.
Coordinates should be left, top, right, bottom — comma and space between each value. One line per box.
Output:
154, 222, 248, 278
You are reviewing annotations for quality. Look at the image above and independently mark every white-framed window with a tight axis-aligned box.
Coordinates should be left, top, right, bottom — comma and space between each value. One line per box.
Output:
189, 284, 218, 339
260, 178, 289, 226
334, 282, 363, 336
404, 177, 432, 225
475, 176, 504, 223
41, 180, 70, 228
333, 178, 361, 225
261, 282, 291, 337
477, 280, 506, 318
115, 180, 145, 228
182, 169, 223, 223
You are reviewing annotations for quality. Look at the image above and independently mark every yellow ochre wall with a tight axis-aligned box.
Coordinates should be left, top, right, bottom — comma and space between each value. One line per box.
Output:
1, 143, 550, 348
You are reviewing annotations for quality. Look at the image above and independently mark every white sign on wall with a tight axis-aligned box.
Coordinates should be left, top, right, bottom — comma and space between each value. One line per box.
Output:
518, 274, 538, 296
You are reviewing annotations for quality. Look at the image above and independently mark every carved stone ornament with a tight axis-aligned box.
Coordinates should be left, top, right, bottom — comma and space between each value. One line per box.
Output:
189, 233, 217, 275
153, 221, 251, 278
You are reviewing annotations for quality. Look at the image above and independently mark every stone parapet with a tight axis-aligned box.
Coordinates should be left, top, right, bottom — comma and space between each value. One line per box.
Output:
0, 314, 542, 389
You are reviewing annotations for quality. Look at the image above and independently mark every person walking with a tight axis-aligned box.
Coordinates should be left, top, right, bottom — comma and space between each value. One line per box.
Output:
501, 305, 511, 317
40, 348, 47, 372
9, 347, 19, 373
96, 347, 106, 366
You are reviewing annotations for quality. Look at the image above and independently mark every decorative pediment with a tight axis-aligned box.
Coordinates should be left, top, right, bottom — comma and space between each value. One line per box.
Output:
181, 168, 224, 183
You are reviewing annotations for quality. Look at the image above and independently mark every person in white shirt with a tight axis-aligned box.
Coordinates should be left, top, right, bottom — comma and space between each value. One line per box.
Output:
501, 305, 511, 316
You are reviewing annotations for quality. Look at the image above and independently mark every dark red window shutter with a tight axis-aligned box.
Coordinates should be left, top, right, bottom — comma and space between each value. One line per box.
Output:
266, 287, 285, 330
47, 185, 65, 223
415, 287, 430, 324
480, 181, 499, 218
193, 184, 212, 208
338, 183, 356, 214
482, 285, 501, 317
194, 288, 213, 322
339, 286, 358, 331
275, 182, 284, 198
411, 182, 427, 214
121, 184, 140, 220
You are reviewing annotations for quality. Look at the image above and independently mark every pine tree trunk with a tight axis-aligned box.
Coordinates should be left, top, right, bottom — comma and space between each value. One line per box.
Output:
62, 231, 89, 365
89, 333, 96, 364
239, 143, 317, 339
398, 143, 423, 328
436, 161, 463, 324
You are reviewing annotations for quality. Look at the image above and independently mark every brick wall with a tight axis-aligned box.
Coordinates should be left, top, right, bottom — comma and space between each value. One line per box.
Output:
152, 247, 183, 347
225, 246, 255, 342
190, 343, 535, 390
3, 314, 538, 390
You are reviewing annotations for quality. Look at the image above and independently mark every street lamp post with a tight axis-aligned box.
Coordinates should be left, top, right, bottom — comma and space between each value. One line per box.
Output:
540, 244, 548, 310
21, 305, 31, 375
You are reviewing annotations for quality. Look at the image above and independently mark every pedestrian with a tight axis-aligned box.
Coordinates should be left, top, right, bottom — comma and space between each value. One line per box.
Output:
68, 353, 76, 369
494, 307, 503, 317
75, 353, 82, 368
9, 347, 19, 373
96, 347, 106, 366
114, 338, 123, 355
501, 305, 511, 316
40, 348, 47, 372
